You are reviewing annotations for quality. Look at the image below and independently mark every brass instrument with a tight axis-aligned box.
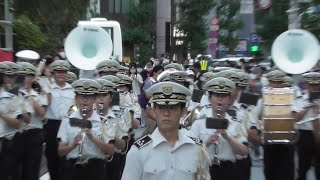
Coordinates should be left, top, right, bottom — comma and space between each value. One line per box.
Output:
98, 103, 104, 116
74, 106, 88, 168
181, 106, 202, 130
68, 104, 78, 116
212, 106, 223, 166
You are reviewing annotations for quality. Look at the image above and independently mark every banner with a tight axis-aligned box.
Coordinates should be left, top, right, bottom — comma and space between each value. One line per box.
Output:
0, 49, 13, 62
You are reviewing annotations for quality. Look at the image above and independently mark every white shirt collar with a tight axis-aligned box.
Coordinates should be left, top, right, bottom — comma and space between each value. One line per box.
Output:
151, 128, 194, 150
0, 87, 14, 98
50, 82, 72, 90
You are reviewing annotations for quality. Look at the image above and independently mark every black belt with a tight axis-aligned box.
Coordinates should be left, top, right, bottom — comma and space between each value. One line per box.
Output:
67, 158, 104, 163
47, 118, 61, 121
23, 128, 42, 135
211, 161, 236, 168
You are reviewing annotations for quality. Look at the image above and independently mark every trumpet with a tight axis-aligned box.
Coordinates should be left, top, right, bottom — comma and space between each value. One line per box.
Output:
212, 105, 223, 166
74, 106, 88, 168
98, 103, 104, 116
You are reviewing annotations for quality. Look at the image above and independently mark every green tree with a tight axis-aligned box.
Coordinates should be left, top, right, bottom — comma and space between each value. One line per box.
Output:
13, 15, 48, 51
178, 0, 215, 57
301, 12, 320, 40
123, 1, 156, 65
255, 0, 289, 54
216, 0, 244, 53
12, 0, 90, 55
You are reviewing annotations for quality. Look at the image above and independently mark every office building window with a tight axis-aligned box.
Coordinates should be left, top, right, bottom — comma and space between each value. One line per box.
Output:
115, 0, 121, 13
108, 0, 134, 14
108, 0, 114, 13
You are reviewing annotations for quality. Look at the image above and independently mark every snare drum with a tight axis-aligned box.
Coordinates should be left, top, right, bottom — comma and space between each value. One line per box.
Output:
262, 87, 297, 144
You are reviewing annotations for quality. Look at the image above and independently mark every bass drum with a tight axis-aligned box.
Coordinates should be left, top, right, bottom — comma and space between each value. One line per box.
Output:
261, 87, 298, 144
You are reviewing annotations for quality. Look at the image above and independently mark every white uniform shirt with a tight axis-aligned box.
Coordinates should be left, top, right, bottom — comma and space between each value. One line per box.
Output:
19, 89, 48, 129
57, 110, 109, 159
188, 107, 247, 162
119, 91, 141, 119
0, 88, 22, 139
47, 83, 75, 120
122, 128, 210, 180
199, 92, 210, 107
131, 74, 143, 95
293, 92, 314, 130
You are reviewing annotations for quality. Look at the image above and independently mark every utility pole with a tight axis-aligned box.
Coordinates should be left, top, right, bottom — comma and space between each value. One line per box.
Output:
286, 0, 299, 29
0, 0, 13, 49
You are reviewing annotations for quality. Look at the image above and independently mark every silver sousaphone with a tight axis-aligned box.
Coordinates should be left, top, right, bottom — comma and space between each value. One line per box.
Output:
64, 26, 113, 71
271, 29, 320, 74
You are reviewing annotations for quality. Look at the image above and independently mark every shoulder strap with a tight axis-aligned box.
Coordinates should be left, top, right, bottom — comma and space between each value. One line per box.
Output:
187, 136, 203, 145
134, 134, 152, 149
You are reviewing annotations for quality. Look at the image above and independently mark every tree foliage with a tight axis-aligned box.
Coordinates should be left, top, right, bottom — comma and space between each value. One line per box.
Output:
255, 0, 289, 52
12, 0, 90, 55
178, 0, 215, 57
123, 1, 156, 65
216, 0, 243, 53
13, 15, 48, 51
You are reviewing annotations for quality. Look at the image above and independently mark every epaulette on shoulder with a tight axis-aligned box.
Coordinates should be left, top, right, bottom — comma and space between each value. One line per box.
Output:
187, 136, 203, 145
240, 104, 248, 110
134, 134, 152, 149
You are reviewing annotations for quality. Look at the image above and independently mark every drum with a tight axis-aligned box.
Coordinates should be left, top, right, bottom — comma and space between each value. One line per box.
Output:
262, 87, 297, 144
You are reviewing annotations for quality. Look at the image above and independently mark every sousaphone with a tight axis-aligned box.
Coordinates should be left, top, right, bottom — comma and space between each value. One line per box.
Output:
64, 26, 113, 70
271, 29, 320, 74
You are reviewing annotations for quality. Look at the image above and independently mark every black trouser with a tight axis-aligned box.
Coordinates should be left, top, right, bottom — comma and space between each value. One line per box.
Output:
45, 120, 62, 180
263, 144, 295, 180
297, 130, 320, 180
236, 156, 252, 180
0, 133, 25, 180
18, 128, 43, 180
62, 159, 105, 180
210, 161, 241, 180
105, 153, 126, 180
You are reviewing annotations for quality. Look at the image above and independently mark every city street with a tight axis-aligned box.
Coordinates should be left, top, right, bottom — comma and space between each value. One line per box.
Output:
39, 126, 317, 180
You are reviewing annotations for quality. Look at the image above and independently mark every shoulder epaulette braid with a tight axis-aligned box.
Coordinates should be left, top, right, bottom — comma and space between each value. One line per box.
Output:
134, 134, 152, 149
187, 136, 203, 145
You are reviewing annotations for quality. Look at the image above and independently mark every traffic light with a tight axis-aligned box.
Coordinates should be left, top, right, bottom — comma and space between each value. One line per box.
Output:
250, 45, 259, 52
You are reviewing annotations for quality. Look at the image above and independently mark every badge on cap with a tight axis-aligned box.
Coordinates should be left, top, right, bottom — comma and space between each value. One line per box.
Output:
219, 80, 225, 88
162, 86, 173, 95
83, 81, 91, 89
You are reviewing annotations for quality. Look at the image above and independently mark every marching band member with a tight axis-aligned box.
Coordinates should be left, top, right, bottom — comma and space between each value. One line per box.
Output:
198, 72, 216, 107
16, 62, 48, 180
45, 60, 75, 180
96, 59, 120, 77
2, 62, 21, 94
294, 72, 320, 180
164, 62, 184, 71
230, 70, 261, 180
263, 69, 294, 180
118, 65, 129, 75
117, 73, 141, 127
188, 77, 248, 180
66, 71, 78, 84
0, 63, 23, 180
95, 78, 127, 180
122, 81, 211, 180
57, 79, 114, 180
